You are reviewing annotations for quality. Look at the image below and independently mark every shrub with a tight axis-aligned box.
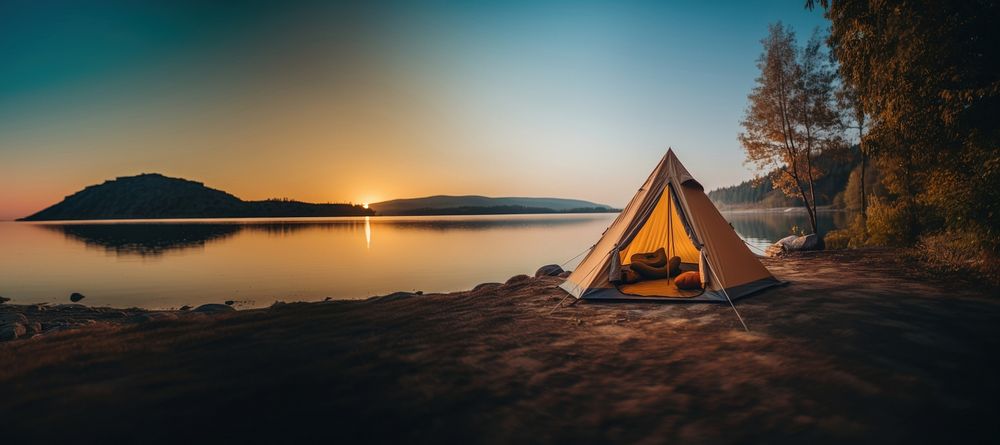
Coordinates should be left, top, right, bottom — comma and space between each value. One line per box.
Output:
915, 231, 1000, 286
865, 197, 912, 246
824, 229, 851, 250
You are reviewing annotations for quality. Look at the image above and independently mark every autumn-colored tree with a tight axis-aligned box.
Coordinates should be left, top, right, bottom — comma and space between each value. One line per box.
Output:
808, 0, 999, 279
835, 81, 869, 233
740, 23, 842, 237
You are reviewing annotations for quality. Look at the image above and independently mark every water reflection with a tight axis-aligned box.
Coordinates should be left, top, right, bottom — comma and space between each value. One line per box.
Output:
2, 212, 852, 309
35, 212, 852, 258
722, 210, 853, 252
43, 223, 243, 256
2, 214, 616, 309
368, 215, 604, 231
34, 215, 612, 258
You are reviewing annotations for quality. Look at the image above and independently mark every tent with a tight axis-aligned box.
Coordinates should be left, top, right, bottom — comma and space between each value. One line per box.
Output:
559, 149, 782, 302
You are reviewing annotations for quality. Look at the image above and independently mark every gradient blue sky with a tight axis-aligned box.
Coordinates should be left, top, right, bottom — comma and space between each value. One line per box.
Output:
0, 0, 827, 219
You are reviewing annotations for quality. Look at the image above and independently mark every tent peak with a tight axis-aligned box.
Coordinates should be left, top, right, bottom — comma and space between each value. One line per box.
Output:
661, 149, 702, 190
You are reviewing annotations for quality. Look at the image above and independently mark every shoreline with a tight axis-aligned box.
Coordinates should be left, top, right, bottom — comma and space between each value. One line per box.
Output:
2, 248, 999, 442
717, 205, 847, 214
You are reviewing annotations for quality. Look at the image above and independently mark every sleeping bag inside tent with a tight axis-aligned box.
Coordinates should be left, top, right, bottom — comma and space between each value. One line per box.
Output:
559, 149, 782, 302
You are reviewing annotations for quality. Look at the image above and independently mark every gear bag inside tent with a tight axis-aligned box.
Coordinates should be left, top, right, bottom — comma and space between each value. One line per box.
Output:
559, 149, 783, 302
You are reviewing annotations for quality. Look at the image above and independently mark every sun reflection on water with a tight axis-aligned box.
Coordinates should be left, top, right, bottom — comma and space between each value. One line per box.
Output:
364, 216, 371, 249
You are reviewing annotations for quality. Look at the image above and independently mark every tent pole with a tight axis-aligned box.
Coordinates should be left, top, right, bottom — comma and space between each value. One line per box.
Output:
667, 186, 673, 283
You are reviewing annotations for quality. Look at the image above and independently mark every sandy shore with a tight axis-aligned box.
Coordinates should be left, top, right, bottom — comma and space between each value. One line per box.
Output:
2, 248, 998, 443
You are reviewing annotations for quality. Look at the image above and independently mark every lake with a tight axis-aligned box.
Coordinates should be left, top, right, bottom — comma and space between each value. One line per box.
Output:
0, 210, 849, 309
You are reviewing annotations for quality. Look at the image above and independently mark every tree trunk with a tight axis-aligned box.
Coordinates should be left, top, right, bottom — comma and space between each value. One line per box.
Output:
858, 125, 867, 233
800, 185, 817, 234
803, 132, 819, 235
775, 67, 814, 235
785, 167, 816, 238
860, 148, 867, 209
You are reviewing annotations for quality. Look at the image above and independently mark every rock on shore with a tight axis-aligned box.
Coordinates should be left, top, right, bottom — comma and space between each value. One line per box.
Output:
534, 264, 564, 277
766, 233, 822, 256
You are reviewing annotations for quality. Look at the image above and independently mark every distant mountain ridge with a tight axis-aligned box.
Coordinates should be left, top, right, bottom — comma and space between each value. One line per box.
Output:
19, 173, 373, 221
20, 174, 616, 221
370, 195, 615, 215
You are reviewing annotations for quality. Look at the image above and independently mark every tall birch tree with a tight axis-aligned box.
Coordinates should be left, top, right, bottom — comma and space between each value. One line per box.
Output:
739, 23, 841, 237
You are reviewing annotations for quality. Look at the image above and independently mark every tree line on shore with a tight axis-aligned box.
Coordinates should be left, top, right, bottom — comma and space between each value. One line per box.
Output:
708, 147, 861, 210
737, 1, 997, 280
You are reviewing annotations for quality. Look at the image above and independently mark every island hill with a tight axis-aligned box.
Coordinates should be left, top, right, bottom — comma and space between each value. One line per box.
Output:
18, 173, 616, 221
369, 195, 615, 216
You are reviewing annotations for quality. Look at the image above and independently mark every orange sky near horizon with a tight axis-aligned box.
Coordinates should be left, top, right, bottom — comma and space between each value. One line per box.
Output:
0, 75, 653, 218
0, 2, 829, 220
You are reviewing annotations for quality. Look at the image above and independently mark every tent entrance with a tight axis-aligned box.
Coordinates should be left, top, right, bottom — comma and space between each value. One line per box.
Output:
616, 183, 702, 297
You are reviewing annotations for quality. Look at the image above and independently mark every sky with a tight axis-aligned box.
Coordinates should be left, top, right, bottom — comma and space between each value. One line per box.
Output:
0, 0, 828, 220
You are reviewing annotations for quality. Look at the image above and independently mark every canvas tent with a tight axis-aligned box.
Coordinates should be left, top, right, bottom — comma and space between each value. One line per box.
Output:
559, 149, 782, 302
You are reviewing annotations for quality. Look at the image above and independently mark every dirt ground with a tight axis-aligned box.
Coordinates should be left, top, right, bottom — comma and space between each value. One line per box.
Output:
2, 249, 998, 444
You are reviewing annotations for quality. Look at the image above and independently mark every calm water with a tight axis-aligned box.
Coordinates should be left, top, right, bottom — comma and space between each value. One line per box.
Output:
0, 211, 848, 308
726, 209, 851, 253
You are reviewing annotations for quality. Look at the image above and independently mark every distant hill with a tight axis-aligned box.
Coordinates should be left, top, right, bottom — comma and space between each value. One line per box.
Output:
370, 195, 616, 216
19, 173, 374, 221
708, 148, 860, 209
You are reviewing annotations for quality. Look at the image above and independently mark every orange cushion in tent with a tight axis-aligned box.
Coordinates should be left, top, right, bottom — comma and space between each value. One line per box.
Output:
675, 271, 702, 290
